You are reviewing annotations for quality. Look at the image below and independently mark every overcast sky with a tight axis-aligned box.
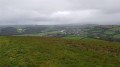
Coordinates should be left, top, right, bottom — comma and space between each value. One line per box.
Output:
0, 0, 120, 25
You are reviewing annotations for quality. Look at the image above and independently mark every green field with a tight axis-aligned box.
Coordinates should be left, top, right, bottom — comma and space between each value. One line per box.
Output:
113, 34, 120, 39
17, 31, 60, 36
104, 31, 115, 35
86, 25, 120, 42
0, 36, 120, 67
63, 35, 103, 41
110, 27, 120, 31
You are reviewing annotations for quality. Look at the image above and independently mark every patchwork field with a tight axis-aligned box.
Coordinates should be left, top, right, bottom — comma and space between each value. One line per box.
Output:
86, 25, 120, 42
0, 36, 120, 67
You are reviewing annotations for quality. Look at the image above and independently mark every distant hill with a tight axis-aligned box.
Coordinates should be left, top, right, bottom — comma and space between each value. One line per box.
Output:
0, 36, 120, 67
86, 25, 120, 42
0, 25, 120, 42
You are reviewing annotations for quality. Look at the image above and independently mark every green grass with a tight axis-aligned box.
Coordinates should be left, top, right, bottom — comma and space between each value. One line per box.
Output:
104, 31, 115, 35
113, 34, 120, 38
110, 27, 120, 31
92, 30, 102, 33
0, 36, 120, 67
82, 38, 102, 41
63, 35, 103, 41
63, 35, 85, 40
17, 31, 60, 36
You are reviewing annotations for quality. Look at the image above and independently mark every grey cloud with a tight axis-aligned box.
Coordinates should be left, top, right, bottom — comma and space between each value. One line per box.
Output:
0, 0, 120, 25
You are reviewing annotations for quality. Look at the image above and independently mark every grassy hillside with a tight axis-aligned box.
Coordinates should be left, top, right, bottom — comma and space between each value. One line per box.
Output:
62, 35, 103, 41
0, 36, 120, 67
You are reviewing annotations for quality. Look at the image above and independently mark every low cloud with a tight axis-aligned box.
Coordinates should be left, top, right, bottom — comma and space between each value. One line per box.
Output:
0, 0, 120, 25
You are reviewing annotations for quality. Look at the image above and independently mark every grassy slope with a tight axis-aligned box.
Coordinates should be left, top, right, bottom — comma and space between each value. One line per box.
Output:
63, 35, 103, 41
0, 36, 120, 67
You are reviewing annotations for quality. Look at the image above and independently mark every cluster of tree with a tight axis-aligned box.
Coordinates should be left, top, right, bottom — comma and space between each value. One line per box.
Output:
0, 27, 18, 36
23, 26, 47, 34
0, 26, 48, 36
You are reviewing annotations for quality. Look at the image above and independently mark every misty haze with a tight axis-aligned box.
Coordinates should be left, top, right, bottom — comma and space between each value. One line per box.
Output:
0, 0, 120, 67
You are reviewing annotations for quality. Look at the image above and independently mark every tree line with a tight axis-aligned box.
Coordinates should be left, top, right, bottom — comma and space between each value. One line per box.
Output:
0, 26, 47, 36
